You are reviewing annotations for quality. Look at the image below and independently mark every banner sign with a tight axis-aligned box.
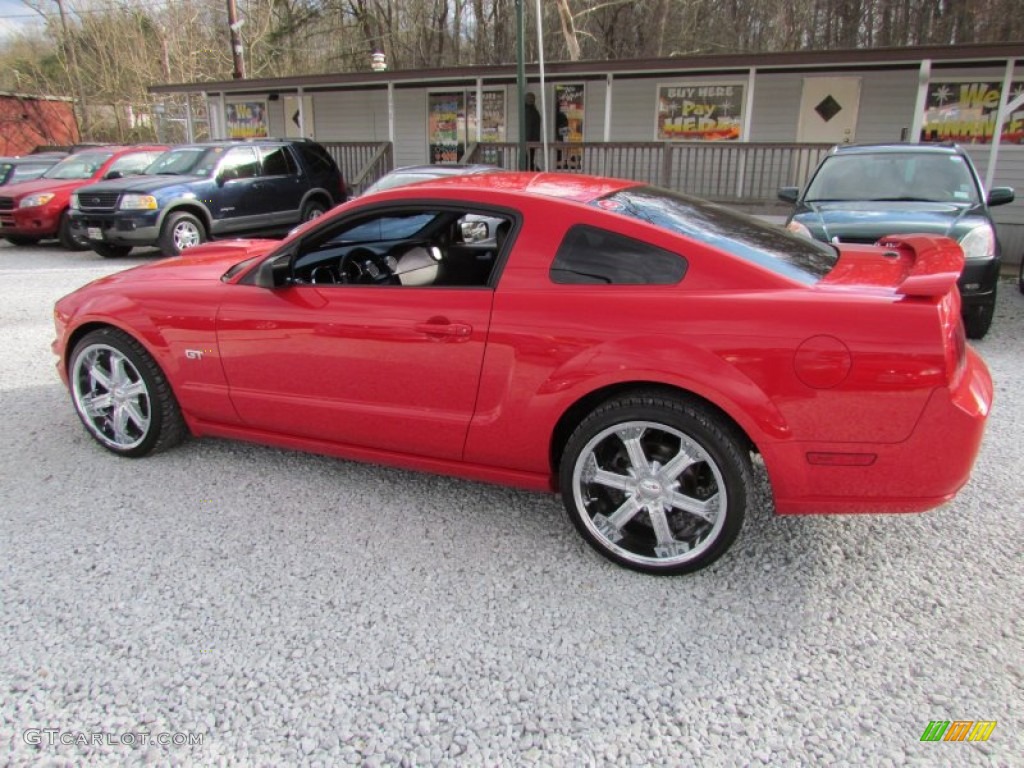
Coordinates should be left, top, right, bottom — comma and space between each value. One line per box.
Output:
428, 92, 466, 164
656, 84, 743, 141
922, 81, 1024, 144
555, 84, 585, 169
468, 89, 506, 143
225, 101, 268, 139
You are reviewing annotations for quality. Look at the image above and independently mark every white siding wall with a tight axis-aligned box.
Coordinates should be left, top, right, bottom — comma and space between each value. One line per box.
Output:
393, 89, 427, 167
311, 90, 389, 141
268, 99, 285, 137
749, 74, 802, 141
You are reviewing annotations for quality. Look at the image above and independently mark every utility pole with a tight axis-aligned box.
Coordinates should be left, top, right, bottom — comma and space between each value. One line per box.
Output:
55, 0, 90, 137
516, 0, 526, 169
227, 0, 245, 79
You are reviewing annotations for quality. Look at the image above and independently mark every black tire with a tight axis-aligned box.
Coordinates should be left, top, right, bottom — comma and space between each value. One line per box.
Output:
301, 199, 328, 221
558, 392, 751, 575
68, 327, 186, 457
5, 235, 40, 246
963, 297, 995, 340
57, 211, 89, 251
158, 211, 206, 256
92, 242, 134, 259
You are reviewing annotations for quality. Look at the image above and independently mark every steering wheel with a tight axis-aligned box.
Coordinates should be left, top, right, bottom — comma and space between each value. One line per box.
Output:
339, 247, 397, 285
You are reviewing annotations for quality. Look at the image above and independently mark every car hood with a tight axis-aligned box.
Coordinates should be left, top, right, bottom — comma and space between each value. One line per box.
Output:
93, 240, 277, 285
792, 200, 982, 242
0, 177, 84, 199
78, 175, 206, 194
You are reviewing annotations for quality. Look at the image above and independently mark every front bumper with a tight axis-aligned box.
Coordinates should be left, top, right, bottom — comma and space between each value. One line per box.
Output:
69, 210, 161, 246
769, 346, 993, 514
0, 206, 62, 238
958, 257, 1000, 307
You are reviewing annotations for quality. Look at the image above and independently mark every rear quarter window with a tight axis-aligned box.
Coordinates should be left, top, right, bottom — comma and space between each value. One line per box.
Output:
550, 225, 688, 285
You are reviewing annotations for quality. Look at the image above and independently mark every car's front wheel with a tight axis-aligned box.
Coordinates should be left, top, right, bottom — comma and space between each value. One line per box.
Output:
159, 212, 206, 256
68, 328, 185, 457
92, 243, 133, 259
58, 211, 89, 251
559, 393, 751, 575
963, 297, 995, 340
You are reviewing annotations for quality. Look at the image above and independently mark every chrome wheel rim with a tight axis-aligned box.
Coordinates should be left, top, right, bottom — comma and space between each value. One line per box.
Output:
71, 343, 151, 450
305, 206, 325, 221
572, 420, 727, 567
172, 220, 202, 251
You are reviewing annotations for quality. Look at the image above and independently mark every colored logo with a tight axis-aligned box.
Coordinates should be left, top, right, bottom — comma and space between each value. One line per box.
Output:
920, 720, 997, 742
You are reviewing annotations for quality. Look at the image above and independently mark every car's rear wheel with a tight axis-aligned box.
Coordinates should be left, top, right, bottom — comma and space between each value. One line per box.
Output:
58, 211, 89, 251
963, 297, 995, 340
5, 235, 40, 246
69, 328, 185, 457
92, 243, 133, 259
559, 393, 751, 575
301, 199, 328, 221
159, 212, 206, 256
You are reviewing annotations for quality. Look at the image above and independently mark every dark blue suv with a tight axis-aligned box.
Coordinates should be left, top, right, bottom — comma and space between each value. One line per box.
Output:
69, 139, 345, 257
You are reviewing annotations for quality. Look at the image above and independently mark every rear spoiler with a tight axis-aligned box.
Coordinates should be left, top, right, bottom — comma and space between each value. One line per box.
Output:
875, 234, 964, 298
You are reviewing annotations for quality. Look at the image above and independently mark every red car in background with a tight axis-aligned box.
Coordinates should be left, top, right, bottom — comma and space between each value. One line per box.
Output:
1, 145, 166, 249
51, 173, 993, 574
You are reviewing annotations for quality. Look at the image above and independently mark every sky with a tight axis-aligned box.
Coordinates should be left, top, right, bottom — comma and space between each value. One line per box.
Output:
0, 0, 46, 40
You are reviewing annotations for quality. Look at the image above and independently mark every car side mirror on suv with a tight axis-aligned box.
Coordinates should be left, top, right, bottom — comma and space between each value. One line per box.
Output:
777, 186, 800, 204
105, 170, 123, 180
987, 187, 1015, 207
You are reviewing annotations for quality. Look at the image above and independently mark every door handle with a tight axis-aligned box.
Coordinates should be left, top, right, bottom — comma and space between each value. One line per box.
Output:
414, 322, 472, 339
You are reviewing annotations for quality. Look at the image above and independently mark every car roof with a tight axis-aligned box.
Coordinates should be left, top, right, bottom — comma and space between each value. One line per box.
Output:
829, 142, 965, 157
371, 171, 640, 204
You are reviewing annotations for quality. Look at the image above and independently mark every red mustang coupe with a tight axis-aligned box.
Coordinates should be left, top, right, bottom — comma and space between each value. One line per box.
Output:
52, 173, 992, 574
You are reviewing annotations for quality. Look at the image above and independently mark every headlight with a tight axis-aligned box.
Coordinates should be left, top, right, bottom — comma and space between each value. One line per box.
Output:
120, 194, 158, 211
70, 194, 80, 210
958, 224, 995, 260
786, 220, 812, 238
19, 193, 55, 208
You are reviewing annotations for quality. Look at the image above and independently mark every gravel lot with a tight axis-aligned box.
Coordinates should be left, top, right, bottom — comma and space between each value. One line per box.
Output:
1, 241, 1021, 767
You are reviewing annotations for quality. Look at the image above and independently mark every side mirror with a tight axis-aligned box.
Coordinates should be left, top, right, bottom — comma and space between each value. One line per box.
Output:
987, 187, 1014, 207
777, 187, 800, 204
105, 170, 123, 180
253, 252, 293, 289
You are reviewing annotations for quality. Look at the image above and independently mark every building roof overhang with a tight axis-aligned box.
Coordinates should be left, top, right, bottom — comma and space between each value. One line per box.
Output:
148, 42, 1024, 96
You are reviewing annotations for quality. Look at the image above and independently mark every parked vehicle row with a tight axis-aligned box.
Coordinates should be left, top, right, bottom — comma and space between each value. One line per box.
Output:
0, 139, 346, 256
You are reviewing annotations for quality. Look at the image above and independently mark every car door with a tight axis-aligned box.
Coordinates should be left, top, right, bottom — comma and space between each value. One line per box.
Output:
209, 146, 263, 234
215, 207, 505, 461
256, 145, 305, 225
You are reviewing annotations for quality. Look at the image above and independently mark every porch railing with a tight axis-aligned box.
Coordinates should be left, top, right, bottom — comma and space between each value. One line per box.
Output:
321, 141, 394, 197
462, 141, 832, 210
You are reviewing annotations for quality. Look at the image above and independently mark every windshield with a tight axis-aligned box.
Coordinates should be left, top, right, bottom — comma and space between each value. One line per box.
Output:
41, 152, 113, 180
144, 147, 217, 176
804, 152, 980, 204
593, 185, 838, 282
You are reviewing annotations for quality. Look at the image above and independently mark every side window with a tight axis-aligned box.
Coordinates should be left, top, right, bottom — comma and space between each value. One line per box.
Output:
260, 146, 296, 177
295, 143, 336, 176
550, 224, 687, 285
108, 151, 162, 176
290, 208, 511, 288
218, 147, 260, 181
